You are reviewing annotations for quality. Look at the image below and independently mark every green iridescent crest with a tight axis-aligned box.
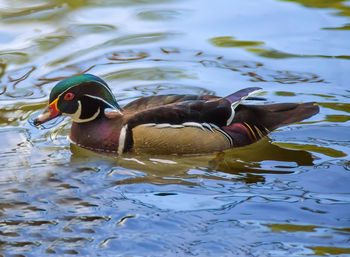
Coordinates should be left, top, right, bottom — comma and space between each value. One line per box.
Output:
49, 74, 120, 110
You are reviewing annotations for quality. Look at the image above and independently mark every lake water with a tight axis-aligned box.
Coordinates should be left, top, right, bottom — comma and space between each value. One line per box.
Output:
0, 0, 350, 256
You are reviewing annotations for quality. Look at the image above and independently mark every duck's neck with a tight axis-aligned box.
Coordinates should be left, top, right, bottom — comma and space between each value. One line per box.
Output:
69, 116, 123, 154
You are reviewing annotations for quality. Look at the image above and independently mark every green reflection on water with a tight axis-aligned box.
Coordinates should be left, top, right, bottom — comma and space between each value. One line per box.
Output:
275, 91, 296, 96
325, 115, 350, 123
35, 35, 71, 52
247, 48, 300, 59
308, 94, 335, 99
281, 0, 350, 17
266, 223, 318, 233
308, 246, 350, 256
0, 102, 47, 126
67, 24, 117, 35
318, 103, 350, 113
247, 48, 350, 60
105, 33, 178, 46
335, 227, 350, 233
323, 23, 350, 30
210, 36, 264, 48
0, 0, 178, 21
275, 142, 347, 158
105, 67, 196, 81
137, 9, 184, 20
0, 2, 61, 21
0, 52, 29, 65
48, 32, 177, 66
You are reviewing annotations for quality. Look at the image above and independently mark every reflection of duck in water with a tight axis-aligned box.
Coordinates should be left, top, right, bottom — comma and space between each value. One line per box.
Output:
34, 74, 319, 155
69, 138, 316, 186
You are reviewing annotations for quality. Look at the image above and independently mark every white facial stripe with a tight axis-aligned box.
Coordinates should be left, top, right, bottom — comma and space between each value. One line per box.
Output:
84, 94, 120, 111
62, 100, 101, 123
226, 89, 261, 126
118, 125, 128, 155
92, 80, 115, 98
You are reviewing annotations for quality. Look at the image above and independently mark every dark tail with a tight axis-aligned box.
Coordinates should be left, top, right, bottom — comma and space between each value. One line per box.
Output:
245, 102, 319, 131
223, 102, 319, 147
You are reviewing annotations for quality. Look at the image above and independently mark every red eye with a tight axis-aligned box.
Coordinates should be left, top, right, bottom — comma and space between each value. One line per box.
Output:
64, 92, 74, 101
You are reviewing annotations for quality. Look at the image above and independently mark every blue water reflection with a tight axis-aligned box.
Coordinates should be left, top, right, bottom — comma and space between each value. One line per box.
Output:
0, 0, 350, 255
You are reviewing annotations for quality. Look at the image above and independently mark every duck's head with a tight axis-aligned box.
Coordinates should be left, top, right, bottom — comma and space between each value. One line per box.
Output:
34, 74, 121, 126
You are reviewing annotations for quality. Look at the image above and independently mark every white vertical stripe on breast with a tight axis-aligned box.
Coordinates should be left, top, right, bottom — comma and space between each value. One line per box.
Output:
118, 125, 128, 155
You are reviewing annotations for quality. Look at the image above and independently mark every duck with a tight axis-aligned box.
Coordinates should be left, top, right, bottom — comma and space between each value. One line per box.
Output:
33, 74, 319, 155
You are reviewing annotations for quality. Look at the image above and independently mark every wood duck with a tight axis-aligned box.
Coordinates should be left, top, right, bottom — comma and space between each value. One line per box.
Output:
33, 74, 319, 155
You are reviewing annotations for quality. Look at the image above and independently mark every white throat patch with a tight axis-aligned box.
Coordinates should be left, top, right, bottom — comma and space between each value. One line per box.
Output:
63, 100, 100, 123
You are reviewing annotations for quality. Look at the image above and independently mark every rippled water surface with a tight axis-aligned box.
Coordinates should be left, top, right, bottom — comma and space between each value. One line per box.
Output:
1, 0, 350, 256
